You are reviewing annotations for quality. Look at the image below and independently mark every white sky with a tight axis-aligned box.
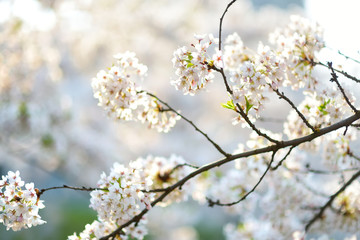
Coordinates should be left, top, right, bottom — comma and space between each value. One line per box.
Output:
305, 0, 360, 59
0, 0, 56, 31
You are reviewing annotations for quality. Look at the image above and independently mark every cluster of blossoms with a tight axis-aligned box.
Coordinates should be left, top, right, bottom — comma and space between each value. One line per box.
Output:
92, 51, 180, 132
227, 15, 324, 125
70, 161, 153, 239
70, 154, 192, 239
284, 86, 357, 158
68, 218, 148, 240
0, 171, 45, 231
284, 86, 356, 139
224, 34, 286, 124
322, 130, 358, 169
132, 154, 193, 206
221, 126, 354, 240
171, 34, 223, 95
269, 15, 324, 90
172, 16, 325, 127
88, 161, 153, 233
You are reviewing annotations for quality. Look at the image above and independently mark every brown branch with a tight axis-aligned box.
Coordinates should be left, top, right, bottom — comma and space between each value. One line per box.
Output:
168, 163, 199, 176
208, 64, 233, 94
347, 150, 360, 162
218, 0, 237, 51
271, 87, 316, 132
295, 176, 329, 198
206, 150, 277, 207
38, 185, 101, 197
314, 61, 360, 83
271, 145, 297, 171
209, 61, 281, 145
145, 91, 231, 158
235, 103, 281, 144
305, 169, 360, 232
327, 62, 359, 113
100, 111, 360, 240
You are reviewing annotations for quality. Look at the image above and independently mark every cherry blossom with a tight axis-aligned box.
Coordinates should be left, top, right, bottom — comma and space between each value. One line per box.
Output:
92, 52, 180, 132
0, 171, 45, 231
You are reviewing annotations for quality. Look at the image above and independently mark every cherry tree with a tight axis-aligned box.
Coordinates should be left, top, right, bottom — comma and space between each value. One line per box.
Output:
1, 0, 360, 239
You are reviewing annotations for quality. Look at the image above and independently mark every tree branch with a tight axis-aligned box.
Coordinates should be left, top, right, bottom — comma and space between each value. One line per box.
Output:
271, 86, 316, 132
206, 150, 277, 207
314, 61, 360, 83
303, 165, 360, 175
218, 0, 238, 51
327, 62, 359, 113
38, 185, 101, 197
305, 169, 360, 232
234, 103, 281, 144
100, 110, 360, 240
145, 91, 231, 158
271, 145, 297, 171
325, 46, 360, 65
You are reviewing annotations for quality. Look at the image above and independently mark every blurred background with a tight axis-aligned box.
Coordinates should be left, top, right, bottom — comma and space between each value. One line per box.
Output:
0, 0, 359, 239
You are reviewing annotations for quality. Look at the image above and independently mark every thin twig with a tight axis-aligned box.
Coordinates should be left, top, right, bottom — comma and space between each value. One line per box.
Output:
235, 103, 281, 144
214, 1, 279, 144
145, 91, 231, 158
271, 145, 297, 171
327, 62, 359, 113
314, 61, 360, 83
326, 46, 360, 65
210, 65, 279, 144
295, 176, 329, 198
208, 64, 233, 94
303, 166, 360, 175
38, 185, 101, 197
100, 111, 360, 240
271, 87, 316, 132
168, 163, 199, 176
218, 0, 237, 51
305, 169, 360, 232
206, 150, 277, 207
347, 150, 360, 162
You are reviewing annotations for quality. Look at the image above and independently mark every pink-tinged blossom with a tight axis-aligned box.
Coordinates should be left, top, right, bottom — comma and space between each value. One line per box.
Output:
0, 171, 45, 231
89, 162, 154, 227
171, 34, 218, 95
92, 52, 180, 132
132, 154, 193, 206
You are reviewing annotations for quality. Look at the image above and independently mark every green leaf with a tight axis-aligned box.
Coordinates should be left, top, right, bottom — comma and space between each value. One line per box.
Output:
237, 223, 246, 231
245, 96, 253, 115
186, 62, 194, 68
318, 99, 330, 115
186, 52, 193, 61
18, 102, 29, 119
221, 100, 235, 110
41, 134, 54, 148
